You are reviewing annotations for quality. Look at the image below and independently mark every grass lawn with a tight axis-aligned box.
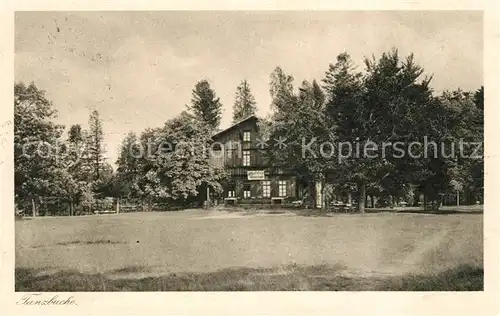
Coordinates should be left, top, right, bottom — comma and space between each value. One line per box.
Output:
15, 209, 483, 291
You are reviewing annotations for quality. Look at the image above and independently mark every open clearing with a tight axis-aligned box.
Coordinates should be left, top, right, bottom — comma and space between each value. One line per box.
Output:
15, 209, 483, 291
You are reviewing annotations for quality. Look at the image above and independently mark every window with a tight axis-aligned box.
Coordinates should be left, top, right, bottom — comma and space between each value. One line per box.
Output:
212, 143, 222, 151
278, 180, 287, 197
227, 190, 235, 198
242, 150, 250, 166
262, 181, 271, 198
243, 131, 251, 142
243, 184, 251, 198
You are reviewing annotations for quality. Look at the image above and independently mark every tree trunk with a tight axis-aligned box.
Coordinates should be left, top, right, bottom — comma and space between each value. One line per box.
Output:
357, 182, 366, 213
206, 186, 210, 208
309, 181, 316, 209
347, 192, 352, 205
370, 194, 375, 208
413, 190, 420, 207
431, 195, 440, 211
32, 198, 36, 217
116, 198, 120, 214
464, 189, 469, 205
456, 190, 460, 207
321, 182, 326, 210
148, 198, 153, 212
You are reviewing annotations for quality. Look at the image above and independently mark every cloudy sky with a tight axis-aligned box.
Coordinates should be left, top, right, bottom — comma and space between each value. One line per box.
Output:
15, 11, 483, 166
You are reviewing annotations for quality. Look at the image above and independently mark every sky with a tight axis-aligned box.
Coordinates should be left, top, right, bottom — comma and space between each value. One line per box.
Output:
15, 11, 483, 166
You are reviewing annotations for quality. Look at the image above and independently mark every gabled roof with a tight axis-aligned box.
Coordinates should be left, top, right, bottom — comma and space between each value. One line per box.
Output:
212, 115, 259, 139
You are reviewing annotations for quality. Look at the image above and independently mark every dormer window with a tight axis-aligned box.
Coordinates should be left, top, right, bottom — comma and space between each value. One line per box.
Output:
243, 131, 251, 142
212, 143, 222, 151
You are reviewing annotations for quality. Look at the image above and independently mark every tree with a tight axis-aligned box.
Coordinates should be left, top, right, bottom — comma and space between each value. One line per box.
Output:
187, 80, 223, 131
86, 110, 106, 185
472, 86, 484, 202
66, 124, 91, 182
322, 52, 376, 213
93, 162, 115, 198
357, 49, 470, 211
323, 53, 364, 139
59, 124, 95, 214
14, 82, 64, 211
134, 127, 163, 205
133, 111, 226, 207
473, 86, 484, 111
269, 66, 295, 117
50, 167, 94, 216
311, 79, 325, 109
360, 49, 439, 210
232, 79, 257, 123
13, 82, 109, 215
438, 88, 483, 205
266, 67, 329, 208
160, 112, 226, 201
115, 132, 141, 198
68, 124, 83, 143
321, 50, 445, 212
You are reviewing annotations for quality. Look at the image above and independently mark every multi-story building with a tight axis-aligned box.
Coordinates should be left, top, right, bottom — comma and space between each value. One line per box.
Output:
210, 115, 322, 207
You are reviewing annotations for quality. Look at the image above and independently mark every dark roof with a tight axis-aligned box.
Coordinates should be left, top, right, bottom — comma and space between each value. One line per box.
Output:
212, 115, 258, 139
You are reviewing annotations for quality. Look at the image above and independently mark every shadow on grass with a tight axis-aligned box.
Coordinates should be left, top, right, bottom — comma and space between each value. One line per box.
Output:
391, 209, 483, 215
15, 264, 483, 292
111, 266, 151, 274
55, 239, 127, 246
30, 239, 127, 249
293, 208, 483, 217
294, 210, 337, 217
220, 208, 289, 215
216, 207, 483, 218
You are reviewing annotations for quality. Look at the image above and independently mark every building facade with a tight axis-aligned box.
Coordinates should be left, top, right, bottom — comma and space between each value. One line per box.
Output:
210, 115, 305, 206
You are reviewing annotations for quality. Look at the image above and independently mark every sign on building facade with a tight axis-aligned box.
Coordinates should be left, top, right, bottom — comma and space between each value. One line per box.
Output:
247, 170, 265, 180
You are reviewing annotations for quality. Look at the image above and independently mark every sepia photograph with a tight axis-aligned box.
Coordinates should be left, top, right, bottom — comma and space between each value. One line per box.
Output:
12, 10, 484, 293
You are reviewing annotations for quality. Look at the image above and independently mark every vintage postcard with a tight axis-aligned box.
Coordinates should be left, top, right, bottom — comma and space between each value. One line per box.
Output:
1, 1, 499, 315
